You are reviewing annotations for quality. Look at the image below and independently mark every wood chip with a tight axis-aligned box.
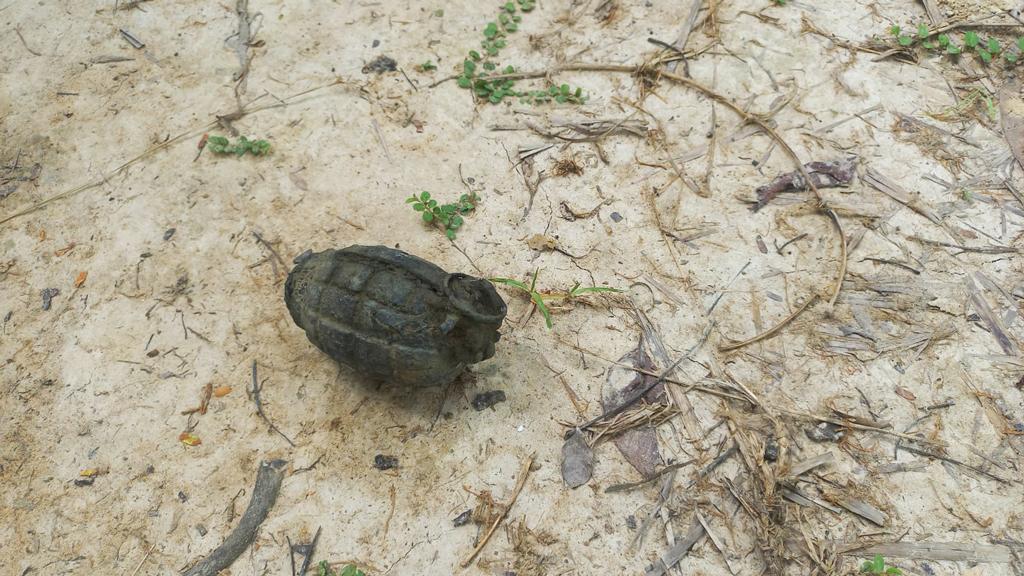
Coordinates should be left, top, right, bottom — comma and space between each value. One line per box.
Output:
841, 541, 1013, 563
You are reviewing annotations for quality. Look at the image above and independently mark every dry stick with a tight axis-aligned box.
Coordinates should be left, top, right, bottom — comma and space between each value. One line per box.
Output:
183, 459, 288, 576
719, 295, 819, 352
778, 409, 947, 447
460, 453, 534, 568
571, 322, 715, 433
251, 361, 296, 447
129, 543, 156, 576
252, 231, 287, 272
555, 337, 750, 404
486, 61, 846, 317
15, 26, 42, 56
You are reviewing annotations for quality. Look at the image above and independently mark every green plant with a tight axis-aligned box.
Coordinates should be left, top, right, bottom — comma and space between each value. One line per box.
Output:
406, 191, 478, 240
419, 60, 437, 71
454, 1, 586, 105
889, 24, 1024, 64
206, 135, 271, 156
490, 271, 623, 328
860, 554, 902, 575
317, 561, 365, 576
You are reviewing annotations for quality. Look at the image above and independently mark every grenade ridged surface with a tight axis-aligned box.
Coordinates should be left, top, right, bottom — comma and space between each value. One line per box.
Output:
285, 245, 506, 386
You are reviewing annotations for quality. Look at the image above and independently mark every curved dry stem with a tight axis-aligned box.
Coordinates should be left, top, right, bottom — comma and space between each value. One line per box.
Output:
482, 62, 848, 345
718, 295, 819, 352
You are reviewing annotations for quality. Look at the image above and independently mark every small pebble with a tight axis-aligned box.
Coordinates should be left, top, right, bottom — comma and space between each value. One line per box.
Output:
373, 454, 399, 470
177, 491, 188, 502
625, 515, 637, 529
73, 477, 94, 487
40, 288, 60, 311
763, 437, 779, 462
452, 509, 473, 527
805, 422, 844, 443
471, 390, 507, 411
372, 39, 380, 48
163, 228, 176, 241
196, 524, 208, 537
609, 212, 623, 223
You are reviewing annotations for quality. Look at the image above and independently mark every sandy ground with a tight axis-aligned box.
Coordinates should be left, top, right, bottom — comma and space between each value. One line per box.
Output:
2, 0, 1023, 575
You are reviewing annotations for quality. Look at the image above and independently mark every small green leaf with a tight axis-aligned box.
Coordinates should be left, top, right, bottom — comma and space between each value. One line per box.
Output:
965, 30, 980, 48
889, 25, 901, 37
445, 228, 456, 240
463, 59, 476, 75
897, 35, 913, 47
469, 50, 481, 61
922, 40, 936, 50
1007, 52, 1019, 63
532, 294, 553, 328
506, 22, 517, 32
422, 211, 434, 222
490, 277, 531, 291
555, 95, 567, 103
947, 44, 961, 55
495, 39, 506, 48
412, 203, 424, 211
938, 34, 950, 47
483, 62, 496, 71
1018, 36, 1024, 51
504, 65, 515, 74
979, 49, 992, 63
917, 23, 929, 38
420, 191, 431, 201
457, 75, 471, 88
483, 22, 499, 38
988, 37, 1001, 53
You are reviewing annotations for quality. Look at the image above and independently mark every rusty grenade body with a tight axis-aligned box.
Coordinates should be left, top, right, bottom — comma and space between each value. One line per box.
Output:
284, 245, 507, 386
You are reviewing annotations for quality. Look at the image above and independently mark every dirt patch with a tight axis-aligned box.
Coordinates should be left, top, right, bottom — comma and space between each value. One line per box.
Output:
2, 1, 1023, 575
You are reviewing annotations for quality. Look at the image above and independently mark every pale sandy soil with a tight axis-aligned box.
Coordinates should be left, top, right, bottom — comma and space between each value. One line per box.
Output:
2, 1, 1023, 575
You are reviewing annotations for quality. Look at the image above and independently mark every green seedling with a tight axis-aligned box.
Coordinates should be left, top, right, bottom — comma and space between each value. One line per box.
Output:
453, 0, 585, 105
206, 135, 271, 156
860, 554, 901, 575
419, 60, 437, 71
406, 191, 478, 240
490, 271, 623, 328
890, 24, 1024, 64
317, 561, 365, 576
491, 271, 553, 328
